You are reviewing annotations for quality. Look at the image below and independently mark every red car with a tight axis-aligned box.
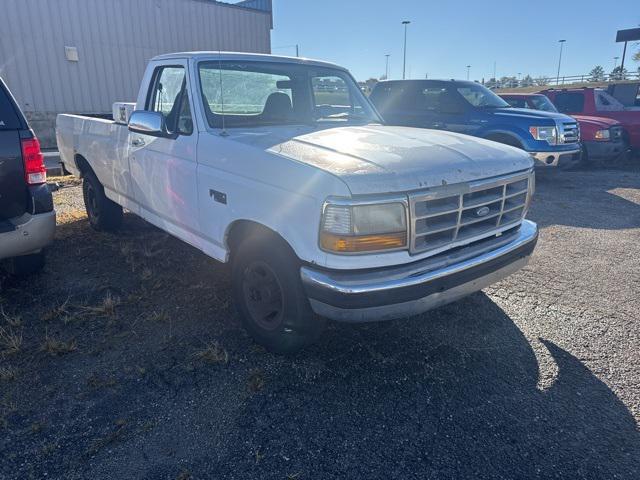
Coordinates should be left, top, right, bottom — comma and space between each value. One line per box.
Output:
499, 93, 628, 164
540, 88, 640, 155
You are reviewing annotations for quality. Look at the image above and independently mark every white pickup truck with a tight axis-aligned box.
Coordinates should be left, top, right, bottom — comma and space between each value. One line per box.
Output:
57, 52, 538, 353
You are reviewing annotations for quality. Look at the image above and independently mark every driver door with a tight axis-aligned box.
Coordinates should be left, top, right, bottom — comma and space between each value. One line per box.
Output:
129, 63, 200, 237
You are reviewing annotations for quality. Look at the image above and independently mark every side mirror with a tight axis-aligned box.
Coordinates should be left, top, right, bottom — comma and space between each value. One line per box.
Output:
128, 111, 168, 137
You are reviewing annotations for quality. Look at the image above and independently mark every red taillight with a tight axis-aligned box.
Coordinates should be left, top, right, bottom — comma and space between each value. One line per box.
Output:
21, 137, 46, 185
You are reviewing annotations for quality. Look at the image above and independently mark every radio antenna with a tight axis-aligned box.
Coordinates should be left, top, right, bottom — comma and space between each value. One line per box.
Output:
217, 50, 228, 136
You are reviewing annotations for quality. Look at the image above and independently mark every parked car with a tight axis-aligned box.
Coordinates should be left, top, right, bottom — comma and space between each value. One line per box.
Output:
499, 93, 628, 164
540, 88, 640, 155
0, 77, 55, 276
369, 80, 581, 168
57, 53, 538, 353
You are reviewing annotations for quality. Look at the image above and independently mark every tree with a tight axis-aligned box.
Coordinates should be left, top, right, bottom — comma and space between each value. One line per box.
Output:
485, 77, 499, 89
520, 75, 534, 87
499, 76, 518, 88
534, 76, 550, 87
588, 65, 605, 82
610, 66, 628, 81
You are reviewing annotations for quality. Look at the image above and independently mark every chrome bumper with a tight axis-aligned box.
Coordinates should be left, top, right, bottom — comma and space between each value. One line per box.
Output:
0, 211, 56, 260
301, 220, 538, 322
530, 148, 580, 167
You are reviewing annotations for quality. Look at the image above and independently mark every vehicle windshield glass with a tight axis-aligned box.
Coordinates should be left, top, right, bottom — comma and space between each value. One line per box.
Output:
529, 95, 558, 112
198, 60, 381, 128
456, 83, 510, 108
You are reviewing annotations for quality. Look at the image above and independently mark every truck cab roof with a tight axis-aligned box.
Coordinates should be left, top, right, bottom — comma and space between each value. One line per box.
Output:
151, 51, 346, 71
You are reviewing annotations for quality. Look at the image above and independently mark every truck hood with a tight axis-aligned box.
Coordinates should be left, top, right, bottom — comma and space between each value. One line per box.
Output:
229, 124, 533, 195
572, 115, 620, 128
491, 107, 575, 123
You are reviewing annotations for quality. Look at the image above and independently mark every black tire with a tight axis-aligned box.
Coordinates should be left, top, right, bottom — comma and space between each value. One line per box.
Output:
231, 233, 325, 354
9, 251, 45, 277
82, 170, 123, 231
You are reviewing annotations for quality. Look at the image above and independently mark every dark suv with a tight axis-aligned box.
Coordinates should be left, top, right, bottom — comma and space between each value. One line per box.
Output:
0, 77, 55, 275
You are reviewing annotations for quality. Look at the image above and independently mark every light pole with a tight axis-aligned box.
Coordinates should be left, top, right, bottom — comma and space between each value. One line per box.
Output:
385, 54, 390, 79
556, 39, 566, 85
402, 20, 411, 80
466, 65, 471, 80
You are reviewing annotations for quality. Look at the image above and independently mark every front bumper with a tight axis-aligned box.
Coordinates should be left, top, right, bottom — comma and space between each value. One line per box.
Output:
301, 220, 538, 322
0, 211, 56, 260
530, 148, 581, 167
583, 139, 628, 159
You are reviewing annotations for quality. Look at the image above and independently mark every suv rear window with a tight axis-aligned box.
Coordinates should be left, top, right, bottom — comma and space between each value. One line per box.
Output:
0, 84, 21, 130
553, 93, 585, 113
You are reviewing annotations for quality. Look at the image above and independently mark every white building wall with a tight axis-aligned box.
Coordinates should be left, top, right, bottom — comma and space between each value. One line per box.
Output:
0, 0, 272, 145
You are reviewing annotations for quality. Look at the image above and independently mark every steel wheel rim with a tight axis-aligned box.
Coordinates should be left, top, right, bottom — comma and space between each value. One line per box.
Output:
242, 260, 284, 331
85, 183, 99, 220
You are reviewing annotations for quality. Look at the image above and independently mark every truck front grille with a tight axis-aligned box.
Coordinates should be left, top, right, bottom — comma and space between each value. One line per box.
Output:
409, 171, 533, 255
561, 121, 580, 144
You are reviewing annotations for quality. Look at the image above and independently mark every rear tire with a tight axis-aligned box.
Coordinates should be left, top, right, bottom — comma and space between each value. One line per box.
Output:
9, 252, 45, 277
82, 170, 123, 231
231, 234, 325, 354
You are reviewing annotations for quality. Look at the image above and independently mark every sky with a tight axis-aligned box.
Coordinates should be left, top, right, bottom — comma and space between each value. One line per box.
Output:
270, 0, 640, 82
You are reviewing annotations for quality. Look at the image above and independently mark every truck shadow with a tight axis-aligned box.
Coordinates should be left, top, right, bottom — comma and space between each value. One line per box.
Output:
531, 166, 640, 230
237, 293, 640, 478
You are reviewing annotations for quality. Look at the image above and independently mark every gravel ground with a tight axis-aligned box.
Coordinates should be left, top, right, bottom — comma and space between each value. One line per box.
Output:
0, 165, 639, 479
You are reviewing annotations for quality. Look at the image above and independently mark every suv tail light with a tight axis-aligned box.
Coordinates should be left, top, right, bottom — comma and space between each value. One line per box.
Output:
21, 137, 46, 185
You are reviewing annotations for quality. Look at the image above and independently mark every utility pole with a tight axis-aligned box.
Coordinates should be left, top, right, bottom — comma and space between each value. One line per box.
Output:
466, 65, 471, 80
296, 44, 299, 57
556, 39, 566, 85
402, 20, 411, 80
385, 54, 390, 79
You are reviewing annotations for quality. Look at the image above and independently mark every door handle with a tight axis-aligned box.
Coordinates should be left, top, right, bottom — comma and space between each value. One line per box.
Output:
131, 138, 145, 147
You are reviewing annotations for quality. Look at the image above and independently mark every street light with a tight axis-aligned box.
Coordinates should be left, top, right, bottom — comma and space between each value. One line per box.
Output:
402, 21, 411, 80
385, 54, 390, 80
556, 39, 566, 85
466, 65, 471, 80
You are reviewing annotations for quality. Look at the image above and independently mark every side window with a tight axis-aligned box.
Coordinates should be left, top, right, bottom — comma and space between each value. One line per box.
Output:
312, 76, 350, 108
505, 98, 527, 108
420, 87, 448, 111
148, 66, 192, 135
553, 93, 584, 113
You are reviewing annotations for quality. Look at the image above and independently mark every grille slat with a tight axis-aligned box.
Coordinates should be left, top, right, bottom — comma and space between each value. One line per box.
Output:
410, 172, 532, 255
561, 122, 580, 144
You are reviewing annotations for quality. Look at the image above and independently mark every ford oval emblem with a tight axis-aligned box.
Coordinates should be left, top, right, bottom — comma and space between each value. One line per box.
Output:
476, 206, 491, 217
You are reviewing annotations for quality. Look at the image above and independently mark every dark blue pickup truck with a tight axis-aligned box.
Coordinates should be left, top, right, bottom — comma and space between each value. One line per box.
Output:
370, 80, 581, 167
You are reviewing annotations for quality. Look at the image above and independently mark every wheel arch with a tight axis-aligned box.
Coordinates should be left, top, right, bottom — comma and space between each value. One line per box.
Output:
483, 131, 525, 149
225, 219, 300, 263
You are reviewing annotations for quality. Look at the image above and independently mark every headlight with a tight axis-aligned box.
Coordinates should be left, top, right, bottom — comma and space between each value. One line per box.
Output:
529, 126, 558, 145
320, 201, 407, 253
594, 129, 610, 141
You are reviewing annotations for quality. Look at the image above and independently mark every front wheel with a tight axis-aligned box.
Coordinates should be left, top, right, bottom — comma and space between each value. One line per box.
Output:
82, 170, 123, 231
231, 235, 325, 354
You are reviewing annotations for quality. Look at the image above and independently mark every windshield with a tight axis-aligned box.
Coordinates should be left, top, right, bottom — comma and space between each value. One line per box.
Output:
456, 83, 510, 108
529, 95, 558, 112
198, 60, 381, 128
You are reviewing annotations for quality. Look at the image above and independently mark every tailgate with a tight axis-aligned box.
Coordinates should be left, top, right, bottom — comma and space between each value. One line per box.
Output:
0, 130, 27, 220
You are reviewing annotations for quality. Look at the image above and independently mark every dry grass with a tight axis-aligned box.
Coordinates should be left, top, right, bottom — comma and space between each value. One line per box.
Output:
0, 366, 17, 382
1, 308, 21, 328
82, 292, 120, 317
193, 341, 229, 365
41, 299, 71, 322
0, 326, 23, 356
87, 373, 118, 389
41, 335, 78, 356
247, 368, 265, 393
